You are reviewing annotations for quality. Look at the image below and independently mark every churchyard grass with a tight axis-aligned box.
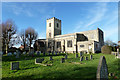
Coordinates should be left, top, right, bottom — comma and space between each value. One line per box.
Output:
2, 53, 120, 80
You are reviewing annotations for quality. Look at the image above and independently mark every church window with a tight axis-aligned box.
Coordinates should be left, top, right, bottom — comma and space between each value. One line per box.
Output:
57, 42, 61, 48
49, 33, 51, 37
80, 45, 84, 48
57, 23, 59, 28
49, 23, 51, 27
67, 40, 72, 47
48, 42, 51, 48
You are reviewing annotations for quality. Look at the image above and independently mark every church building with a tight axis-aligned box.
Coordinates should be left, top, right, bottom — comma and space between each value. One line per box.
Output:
34, 17, 104, 53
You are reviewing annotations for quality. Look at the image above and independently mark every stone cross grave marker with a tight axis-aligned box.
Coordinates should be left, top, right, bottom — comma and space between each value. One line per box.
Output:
50, 56, 53, 60
96, 56, 108, 80
90, 55, 93, 60
80, 56, 83, 61
85, 56, 88, 60
61, 58, 65, 63
35, 58, 44, 64
65, 55, 67, 59
11, 62, 19, 70
76, 54, 78, 58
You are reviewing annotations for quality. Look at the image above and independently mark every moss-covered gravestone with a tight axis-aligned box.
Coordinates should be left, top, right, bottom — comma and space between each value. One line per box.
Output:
11, 62, 19, 70
96, 56, 108, 80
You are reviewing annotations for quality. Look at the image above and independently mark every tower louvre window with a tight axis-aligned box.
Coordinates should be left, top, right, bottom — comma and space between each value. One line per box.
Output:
57, 23, 59, 28
49, 23, 51, 27
49, 33, 51, 37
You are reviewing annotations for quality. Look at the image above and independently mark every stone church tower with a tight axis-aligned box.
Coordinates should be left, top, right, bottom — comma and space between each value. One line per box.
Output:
46, 17, 61, 39
46, 17, 62, 52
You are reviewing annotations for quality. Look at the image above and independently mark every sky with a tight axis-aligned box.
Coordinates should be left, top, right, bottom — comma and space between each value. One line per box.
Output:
2, 2, 118, 45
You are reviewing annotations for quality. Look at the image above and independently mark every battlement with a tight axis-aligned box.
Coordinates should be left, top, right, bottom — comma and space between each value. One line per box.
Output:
47, 17, 61, 22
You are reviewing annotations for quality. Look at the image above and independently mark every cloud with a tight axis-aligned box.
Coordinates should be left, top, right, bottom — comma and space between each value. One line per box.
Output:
3, 3, 34, 17
73, 2, 108, 32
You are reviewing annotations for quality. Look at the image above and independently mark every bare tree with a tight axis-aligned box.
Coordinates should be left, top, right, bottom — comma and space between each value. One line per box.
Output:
19, 29, 26, 50
2, 19, 17, 54
25, 27, 38, 51
105, 40, 117, 47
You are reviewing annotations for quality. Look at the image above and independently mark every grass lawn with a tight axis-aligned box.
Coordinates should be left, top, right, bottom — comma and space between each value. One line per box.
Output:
2, 53, 120, 80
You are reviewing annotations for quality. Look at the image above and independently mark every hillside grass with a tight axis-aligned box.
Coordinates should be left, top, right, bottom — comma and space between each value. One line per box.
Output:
2, 53, 120, 80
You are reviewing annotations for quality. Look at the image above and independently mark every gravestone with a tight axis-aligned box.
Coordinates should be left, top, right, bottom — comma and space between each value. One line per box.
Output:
11, 62, 19, 70
65, 55, 67, 59
76, 54, 78, 58
55, 52, 57, 55
85, 56, 88, 60
23, 52, 26, 55
43, 52, 45, 56
80, 52, 82, 57
90, 55, 93, 60
14, 52, 16, 55
35, 58, 44, 64
7, 52, 12, 56
37, 51, 40, 56
96, 56, 108, 80
50, 56, 53, 60
80, 56, 83, 61
61, 58, 65, 63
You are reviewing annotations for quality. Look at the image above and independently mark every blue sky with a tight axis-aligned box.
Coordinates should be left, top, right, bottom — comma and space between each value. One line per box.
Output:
2, 2, 118, 44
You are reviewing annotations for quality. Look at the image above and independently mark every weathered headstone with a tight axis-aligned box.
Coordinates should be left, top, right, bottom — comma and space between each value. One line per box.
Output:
7, 52, 12, 56
55, 52, 57, 55
80, 56, 83, 61
76, 54, 78, 58
90, 55, 93, 60
96, 56, 108, 80
23, 51, 26, 55
43, 52, 45, 56
50, 56, 53, 60
37, 51, 40, 56
13, 52, 16, 55
80, 52, 82, 57
61, 58, 65, 63
35, 58, 44, 64
85, 56, 88, 60
11, 62, 19, 70
65, 55, 67, 59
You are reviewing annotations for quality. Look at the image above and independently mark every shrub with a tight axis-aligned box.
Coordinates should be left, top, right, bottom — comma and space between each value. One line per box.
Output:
101, 45, 112, 54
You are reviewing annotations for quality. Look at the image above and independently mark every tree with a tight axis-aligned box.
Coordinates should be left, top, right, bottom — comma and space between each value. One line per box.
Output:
19, 29, 26, 50
2, 19, 17, 54
105, 40, 117, 47
25, 27, 38, 51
